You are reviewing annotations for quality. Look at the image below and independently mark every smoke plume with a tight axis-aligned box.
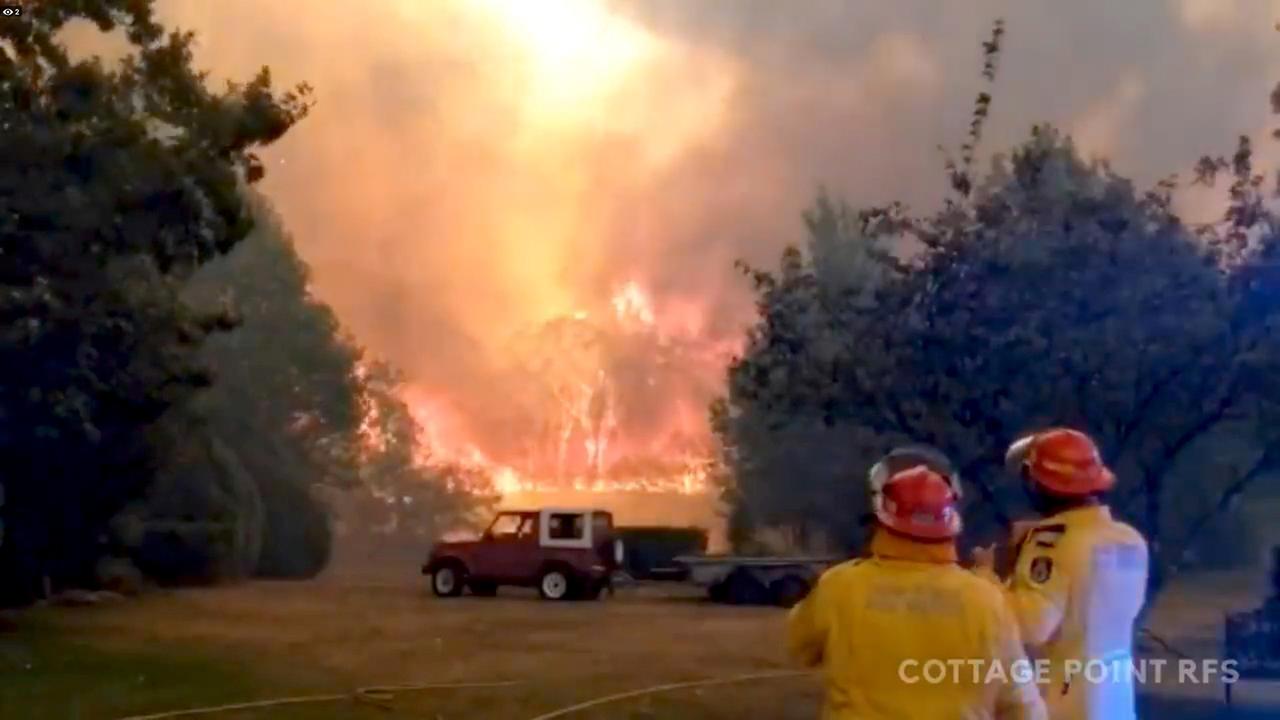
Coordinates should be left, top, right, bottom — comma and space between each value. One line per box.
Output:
89, 0, 1280, 477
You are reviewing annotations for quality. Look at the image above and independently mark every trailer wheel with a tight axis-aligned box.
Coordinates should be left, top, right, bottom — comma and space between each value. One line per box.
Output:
769, 575, 811, 608
723, 568, 769, 605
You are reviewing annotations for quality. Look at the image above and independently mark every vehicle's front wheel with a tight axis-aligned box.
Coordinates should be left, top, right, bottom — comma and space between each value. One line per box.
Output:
538, 567, 574, 601
431, 561, 465, 598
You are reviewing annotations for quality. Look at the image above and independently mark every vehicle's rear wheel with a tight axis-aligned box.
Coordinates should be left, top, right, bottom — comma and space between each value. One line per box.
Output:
431, 561, 465, 597
469, 580, 498, 597
538, 567, 574, 601
769, 575, 811, 608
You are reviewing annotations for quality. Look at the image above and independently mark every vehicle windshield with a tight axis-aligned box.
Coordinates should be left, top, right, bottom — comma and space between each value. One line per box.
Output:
488, 514, 534, 540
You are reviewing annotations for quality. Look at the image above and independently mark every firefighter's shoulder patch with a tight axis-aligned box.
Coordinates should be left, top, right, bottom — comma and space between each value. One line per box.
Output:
1028, 556, 1054, 584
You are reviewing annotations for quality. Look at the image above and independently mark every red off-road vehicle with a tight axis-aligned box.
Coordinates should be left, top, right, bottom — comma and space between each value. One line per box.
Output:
422, 508, 623, 601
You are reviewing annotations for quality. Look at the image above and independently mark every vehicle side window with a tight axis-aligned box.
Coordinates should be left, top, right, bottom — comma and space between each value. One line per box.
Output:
592, 513, 610, 537
548, 513, 584, 540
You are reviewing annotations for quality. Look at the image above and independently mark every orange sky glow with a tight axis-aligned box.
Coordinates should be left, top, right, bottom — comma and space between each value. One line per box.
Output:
62, 1, 1280, 499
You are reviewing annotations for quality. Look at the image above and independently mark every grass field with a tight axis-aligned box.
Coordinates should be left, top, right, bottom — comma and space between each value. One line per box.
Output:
2, 563, 1279, 719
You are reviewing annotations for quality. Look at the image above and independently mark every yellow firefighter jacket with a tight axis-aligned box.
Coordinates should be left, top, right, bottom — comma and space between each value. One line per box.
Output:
978, 505, 1149, 720
788, 529, 1047, 720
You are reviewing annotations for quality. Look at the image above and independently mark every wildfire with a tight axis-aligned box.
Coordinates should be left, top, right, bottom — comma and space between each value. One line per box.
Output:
610, 280, 657, 328
358, 280, 729, 499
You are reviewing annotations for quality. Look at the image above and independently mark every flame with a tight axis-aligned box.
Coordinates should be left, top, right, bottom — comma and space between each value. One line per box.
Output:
356, 280, 726, 499
136, 0, 740, 509
611, 280, 657, 328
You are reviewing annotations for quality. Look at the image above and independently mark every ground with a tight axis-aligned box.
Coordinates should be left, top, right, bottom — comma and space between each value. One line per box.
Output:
1, 563, 1278, 719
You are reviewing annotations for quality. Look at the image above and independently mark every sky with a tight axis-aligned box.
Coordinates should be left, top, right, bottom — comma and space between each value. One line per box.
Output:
67, 0, 1280, 469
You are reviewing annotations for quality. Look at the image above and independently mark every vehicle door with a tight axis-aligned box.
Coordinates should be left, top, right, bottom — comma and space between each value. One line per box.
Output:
503, 513, 545, 582
471, 512, 529, 581
484, 513, 541, 583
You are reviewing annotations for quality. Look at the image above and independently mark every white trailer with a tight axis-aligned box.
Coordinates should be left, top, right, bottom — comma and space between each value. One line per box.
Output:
674, 554, 840, 607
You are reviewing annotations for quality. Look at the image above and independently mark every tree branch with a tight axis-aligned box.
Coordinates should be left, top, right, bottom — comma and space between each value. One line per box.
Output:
1117, 379, 1239, 516
1156, 447, 1279, 595
1110, 355, 1195, 460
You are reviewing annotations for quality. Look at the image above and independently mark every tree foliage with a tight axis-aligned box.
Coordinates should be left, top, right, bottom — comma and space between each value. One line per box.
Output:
114, 199, 489, 584
179, 195, 364, 579
716, 20, 1280, 596
0, 0, 309, 604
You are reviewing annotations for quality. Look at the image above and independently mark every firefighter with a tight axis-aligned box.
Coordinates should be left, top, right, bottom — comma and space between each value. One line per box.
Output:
972, 428, 1149, 720
788, 447, 1046, 720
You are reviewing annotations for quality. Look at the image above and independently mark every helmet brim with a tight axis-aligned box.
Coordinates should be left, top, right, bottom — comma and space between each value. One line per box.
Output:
1005, 435, 1035, 474
874, 505, 962, 540
1032, 465, 1116, 497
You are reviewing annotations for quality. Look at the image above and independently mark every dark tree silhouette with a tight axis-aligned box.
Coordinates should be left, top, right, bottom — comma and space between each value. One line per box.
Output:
716, 21, 1280, 598
0, 0, 309, 604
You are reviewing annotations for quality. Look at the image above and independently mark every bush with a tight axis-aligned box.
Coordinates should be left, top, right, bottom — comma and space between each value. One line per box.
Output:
254, 478, 331, 579
122, 415, 264, 583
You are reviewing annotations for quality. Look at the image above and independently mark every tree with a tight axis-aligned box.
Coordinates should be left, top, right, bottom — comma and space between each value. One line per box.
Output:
115, 409, 265, 585
0, 1, 308, 604
716, 20, 1280, 598
180, 194, 364, 578
711, 195, 901, 552
883, 127, 1279, 594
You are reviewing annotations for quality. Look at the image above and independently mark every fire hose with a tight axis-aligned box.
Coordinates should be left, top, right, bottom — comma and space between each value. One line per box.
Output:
112, 671, 814, 720
111, 642, 1195, 720
112, 680, 523, 720
524, 669, 812, 720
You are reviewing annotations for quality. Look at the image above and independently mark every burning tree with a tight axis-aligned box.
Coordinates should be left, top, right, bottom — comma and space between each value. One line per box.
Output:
344, 360, 495, 541
403, 281, 725, 496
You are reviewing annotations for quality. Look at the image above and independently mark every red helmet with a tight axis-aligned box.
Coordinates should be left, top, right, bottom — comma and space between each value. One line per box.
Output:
871, 464, 962, 540
868, 444, 963, 499
1006, 428, 1115, 497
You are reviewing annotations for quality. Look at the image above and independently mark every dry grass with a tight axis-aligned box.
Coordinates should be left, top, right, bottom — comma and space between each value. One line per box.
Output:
1, 571, 818, 720
3, 563, 1279, 719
